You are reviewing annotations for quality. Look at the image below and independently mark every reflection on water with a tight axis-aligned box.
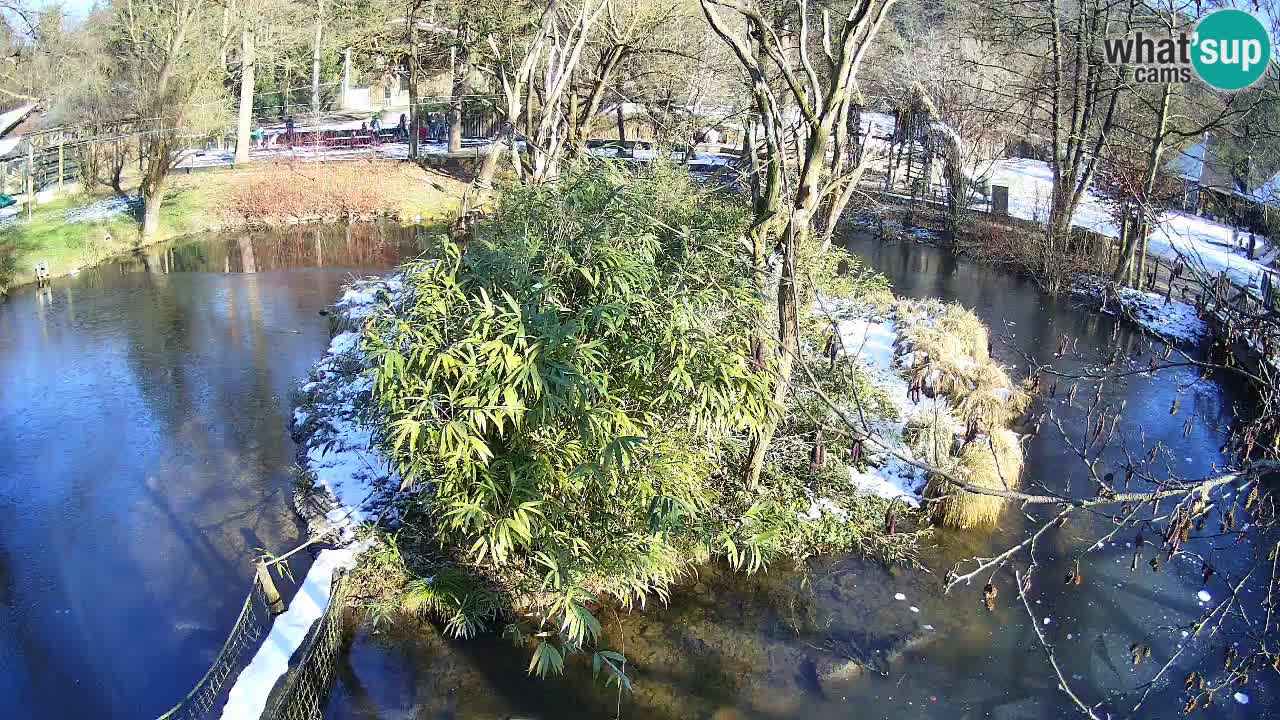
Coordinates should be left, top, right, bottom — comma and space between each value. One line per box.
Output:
324, 233, 1275, 720
0, 222, 433, 720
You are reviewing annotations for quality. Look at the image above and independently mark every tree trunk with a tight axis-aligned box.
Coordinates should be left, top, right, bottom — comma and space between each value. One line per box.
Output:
311, 0, 324, 117
1113, 213, 1133, 286
235, 28, 255, 165
568, 90, 580, 153
460, 124, 509, 218
1135, 218, 1149, 286
448, 46, 464, 153
615, 104, 626, 143
142, 175, 165, 240
1111, 83, 1171, 285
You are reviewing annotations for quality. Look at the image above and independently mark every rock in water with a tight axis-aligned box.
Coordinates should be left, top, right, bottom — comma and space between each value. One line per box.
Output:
813, 656, 864, 690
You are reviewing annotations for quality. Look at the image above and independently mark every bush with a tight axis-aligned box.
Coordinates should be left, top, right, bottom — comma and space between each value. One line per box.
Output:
230, 160, 391, 222
361, 164, 915, 679
0, 236, 16, 295
364, 165, 773, 674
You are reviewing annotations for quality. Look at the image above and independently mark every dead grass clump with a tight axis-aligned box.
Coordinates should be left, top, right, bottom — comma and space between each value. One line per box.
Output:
953, 361, 1030, 431
926, 428, 1024, 528
935, 305, 988, 360
904, 402, 963, 467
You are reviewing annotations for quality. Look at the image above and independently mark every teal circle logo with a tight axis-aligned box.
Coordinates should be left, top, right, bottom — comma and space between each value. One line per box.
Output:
1192, 10, 1271, 91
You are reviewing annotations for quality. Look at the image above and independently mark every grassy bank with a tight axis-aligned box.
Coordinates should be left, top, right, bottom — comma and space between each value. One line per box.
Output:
0, 160, 465, 291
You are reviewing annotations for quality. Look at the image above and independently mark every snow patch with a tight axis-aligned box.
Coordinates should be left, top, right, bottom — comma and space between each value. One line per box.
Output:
989, 158, 1276, 291
64, 195, 141, 224
218, 544, 366, 720
292, 276, 410, 538
1073, 276, 1208, 345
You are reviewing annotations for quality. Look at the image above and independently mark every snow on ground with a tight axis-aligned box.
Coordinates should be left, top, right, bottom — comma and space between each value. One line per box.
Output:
0, 103, 34, 134
64, 194, 140, 223
218, 276, 412, 720
173, 137, 506, 170
1073, 275, 1208, 345
292, 276, 406, 533
218, 544, 366, 720
989, 158, 1276, 291
810, 298, 933, 509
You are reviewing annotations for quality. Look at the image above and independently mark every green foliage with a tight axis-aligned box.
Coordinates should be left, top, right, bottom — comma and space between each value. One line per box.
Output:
0, 235, 15, 294
362, 163, 917, 681
365, 164, 775, 676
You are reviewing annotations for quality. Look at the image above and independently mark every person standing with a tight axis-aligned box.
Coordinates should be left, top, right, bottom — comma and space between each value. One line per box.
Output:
398, 113, 408, 141
285, 116, 296, 145
371, 115, 382, 134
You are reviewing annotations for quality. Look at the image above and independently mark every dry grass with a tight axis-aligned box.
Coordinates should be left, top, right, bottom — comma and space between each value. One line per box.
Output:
223, 160, 463, 224
953, 361, 1030, 431
904, 403, 963, 467
899, 301, 1027, 432
901, 304, 988, 397
894, 300, 1030, 530
926, 428, 1024, 528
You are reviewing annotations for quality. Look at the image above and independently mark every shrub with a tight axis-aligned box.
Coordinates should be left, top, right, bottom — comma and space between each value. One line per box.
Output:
0, 237, 15, 295
361, 164, 918, 679
364, 164, 776, 676
230, 160, 391, 222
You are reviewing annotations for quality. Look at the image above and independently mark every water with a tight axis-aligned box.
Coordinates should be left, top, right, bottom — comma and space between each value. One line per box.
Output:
0, 223, 433, 720
324, 233, 1275, 719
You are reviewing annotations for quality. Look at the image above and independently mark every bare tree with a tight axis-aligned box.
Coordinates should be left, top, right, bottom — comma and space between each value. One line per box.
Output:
110, 0, 231, 238
701, 0, 898, 487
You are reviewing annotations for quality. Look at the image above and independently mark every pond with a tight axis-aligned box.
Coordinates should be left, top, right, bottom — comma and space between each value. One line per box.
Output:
0, 223, 434, 720
322, 231, 1275, 719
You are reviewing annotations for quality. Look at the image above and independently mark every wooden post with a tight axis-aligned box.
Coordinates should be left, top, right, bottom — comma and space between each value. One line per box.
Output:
57, 140, 64, 194
26, 143, 34, 219
256, 560, 285, 613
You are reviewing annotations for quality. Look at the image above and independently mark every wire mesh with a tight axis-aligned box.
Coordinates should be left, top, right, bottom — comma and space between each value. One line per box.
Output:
261, 571, 353, 720
154, 567, 354, 720
155, 578, 274, 720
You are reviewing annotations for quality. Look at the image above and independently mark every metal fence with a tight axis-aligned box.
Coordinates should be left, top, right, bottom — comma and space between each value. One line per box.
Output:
0, 145, 80, 197
153, 566, 353, 720
262, 571, 353, 720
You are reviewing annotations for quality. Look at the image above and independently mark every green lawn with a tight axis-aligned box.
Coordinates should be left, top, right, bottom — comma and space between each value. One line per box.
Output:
0, 161, 466, 293
0, 184, 215, 290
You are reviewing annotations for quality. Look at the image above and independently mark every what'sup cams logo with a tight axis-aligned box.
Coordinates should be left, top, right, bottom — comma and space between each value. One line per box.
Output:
1104, 9, 1271, 90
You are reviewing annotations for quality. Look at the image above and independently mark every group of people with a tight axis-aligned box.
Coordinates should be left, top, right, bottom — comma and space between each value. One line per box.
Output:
247, 111, 455, 150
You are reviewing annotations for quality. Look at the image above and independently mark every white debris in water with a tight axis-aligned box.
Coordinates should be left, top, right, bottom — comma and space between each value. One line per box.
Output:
894, 592, 907, 601
219, 543, 367, 720
1197, 589, 1212, 603
1234, 692, 1250, 705
923, 624, 935, 631
1043, 617, 1052, 625
909, 606, 920, 613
